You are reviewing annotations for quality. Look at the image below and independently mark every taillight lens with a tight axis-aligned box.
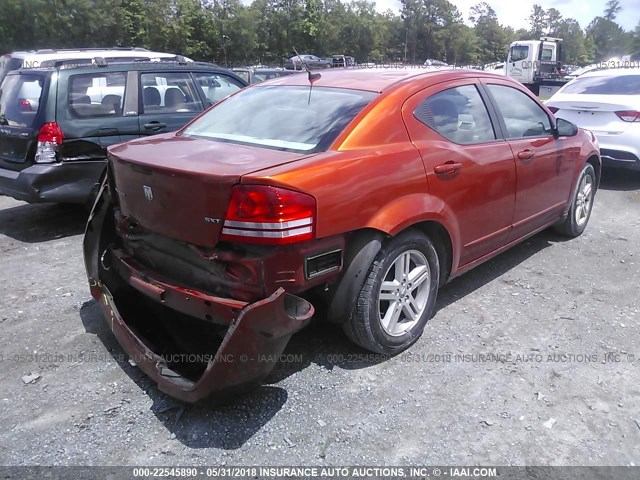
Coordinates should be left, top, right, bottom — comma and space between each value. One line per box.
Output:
18, 99, 32, 112
615, 110, 640, 122
35, 122, 64, 163
221, 185, 315, 245
547, 106, 559, 114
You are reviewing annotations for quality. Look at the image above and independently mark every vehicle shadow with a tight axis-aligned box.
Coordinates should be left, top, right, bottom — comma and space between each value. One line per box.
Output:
598, 168, 640, 191
78, 228, 563, 448
436, 229, 561, 311
270, 229, 562, 379
79, 299, 288, 450
0, 202, 87, 242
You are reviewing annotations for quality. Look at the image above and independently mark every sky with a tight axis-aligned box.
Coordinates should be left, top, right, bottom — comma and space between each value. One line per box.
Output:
372, 0, 640, 32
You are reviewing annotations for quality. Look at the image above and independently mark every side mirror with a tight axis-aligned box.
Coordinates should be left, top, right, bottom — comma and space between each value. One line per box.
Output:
555, 118, 579, 137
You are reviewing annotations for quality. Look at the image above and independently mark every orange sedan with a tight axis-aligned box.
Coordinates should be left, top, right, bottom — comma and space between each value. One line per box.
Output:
84, 68, 600, 402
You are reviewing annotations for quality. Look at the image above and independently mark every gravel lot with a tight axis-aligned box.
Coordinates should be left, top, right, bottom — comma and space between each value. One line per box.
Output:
0, 169, 639, 467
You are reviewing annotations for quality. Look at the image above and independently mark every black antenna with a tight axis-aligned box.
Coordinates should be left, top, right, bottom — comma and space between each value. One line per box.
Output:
292, 46, 321, 104
292, 46, 306, 72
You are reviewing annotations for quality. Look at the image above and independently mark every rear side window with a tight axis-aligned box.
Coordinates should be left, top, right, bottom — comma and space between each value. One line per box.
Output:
414, 85, 496, 144
509, 46, 529, 62
141, 72, 203, 114
194, 72, 243, 104
561, 75, 640, 95
0, 74, 44, 128
69, 72, 127, 117
487, 84, 552, 138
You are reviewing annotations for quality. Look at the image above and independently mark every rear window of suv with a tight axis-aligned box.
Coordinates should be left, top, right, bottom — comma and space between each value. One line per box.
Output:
0, 74, 44, 128
181, 85, 376, 153
562, 75, 640, 95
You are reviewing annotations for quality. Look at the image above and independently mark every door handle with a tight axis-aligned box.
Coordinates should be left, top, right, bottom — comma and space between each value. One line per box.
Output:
517, 149, 534, 160
144, 122, 167, 131
434, 162, 463, 175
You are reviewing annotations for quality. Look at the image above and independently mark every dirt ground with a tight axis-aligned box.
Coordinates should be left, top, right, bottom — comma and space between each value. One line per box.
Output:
0, 168, 639, 467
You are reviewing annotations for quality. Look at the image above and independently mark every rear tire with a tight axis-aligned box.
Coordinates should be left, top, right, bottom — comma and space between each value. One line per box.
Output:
343, 230, 439, 354
554, 163, 596, 237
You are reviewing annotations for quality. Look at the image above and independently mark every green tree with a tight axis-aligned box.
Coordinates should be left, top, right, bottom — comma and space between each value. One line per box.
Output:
469, 2, 509, 64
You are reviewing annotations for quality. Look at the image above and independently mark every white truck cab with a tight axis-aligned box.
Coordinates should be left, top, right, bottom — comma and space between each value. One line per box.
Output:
506, 37, 565, 97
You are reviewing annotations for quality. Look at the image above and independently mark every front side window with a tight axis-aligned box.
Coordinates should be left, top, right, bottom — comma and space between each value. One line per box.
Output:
414, 84, 496, 144
541, 48, 553, 61
194, 72, 243, 104
487, 84, 552, 138
69, 72, 126, 118
182, 85, 376, 153
509, 46, 529, 62
141, 72, 202, 114
0, 74, 44, 128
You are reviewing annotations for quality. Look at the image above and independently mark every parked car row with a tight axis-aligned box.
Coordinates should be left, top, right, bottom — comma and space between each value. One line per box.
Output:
284, 54, 357, 70
231, 66, 301, 84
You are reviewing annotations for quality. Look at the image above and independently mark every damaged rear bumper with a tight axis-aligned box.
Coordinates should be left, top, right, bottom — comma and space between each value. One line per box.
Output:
0, 161, 104, 204
84, 178, 313, 403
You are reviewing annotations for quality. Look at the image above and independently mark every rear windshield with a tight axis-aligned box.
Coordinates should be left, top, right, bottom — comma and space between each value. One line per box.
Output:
181, 85, 376, 152
562, 75, 640, 95
0, 74, 44, 128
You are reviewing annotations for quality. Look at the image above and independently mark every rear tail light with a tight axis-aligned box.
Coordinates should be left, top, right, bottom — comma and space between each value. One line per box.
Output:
18, 99, 32, 111
614, 110, 640, 122
221, 185, 315, 245
35, 122, 64, 163
547, 106, 559, 114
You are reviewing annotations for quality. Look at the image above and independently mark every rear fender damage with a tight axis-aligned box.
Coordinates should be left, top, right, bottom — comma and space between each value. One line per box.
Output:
83, 176, 314, 403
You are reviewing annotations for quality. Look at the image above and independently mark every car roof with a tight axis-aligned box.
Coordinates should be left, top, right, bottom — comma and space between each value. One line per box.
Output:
6, 49, 183, 62
7, 61, 245, 83
10, 60, 226, 73
256, 67, 483, 93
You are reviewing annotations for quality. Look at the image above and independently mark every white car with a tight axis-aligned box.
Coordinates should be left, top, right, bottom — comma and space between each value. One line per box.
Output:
546, 68, 640, 170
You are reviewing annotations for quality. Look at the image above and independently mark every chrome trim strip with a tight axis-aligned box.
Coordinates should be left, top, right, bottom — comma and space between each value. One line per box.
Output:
222, 226, 312, 238
223, 217, 313, 230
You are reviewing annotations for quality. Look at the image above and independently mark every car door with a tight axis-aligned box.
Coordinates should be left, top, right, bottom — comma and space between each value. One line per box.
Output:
58, 69, 139, 161
402, 80, 517, 266
482, 81, 576, 240
138, 71, 205, 136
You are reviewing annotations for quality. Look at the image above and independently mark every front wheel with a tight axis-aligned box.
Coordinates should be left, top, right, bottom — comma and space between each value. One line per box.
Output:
554, 163, 596, 237
343, 230, 440, 354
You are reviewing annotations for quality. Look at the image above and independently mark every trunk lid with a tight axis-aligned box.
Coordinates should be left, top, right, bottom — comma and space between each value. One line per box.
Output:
109, 133, 315, 247
0, 73, 46, 170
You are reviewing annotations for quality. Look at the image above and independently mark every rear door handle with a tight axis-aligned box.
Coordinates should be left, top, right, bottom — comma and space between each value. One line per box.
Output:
434, 162, 463, 175
517, 149, 534, 160
144, 122, 167, 131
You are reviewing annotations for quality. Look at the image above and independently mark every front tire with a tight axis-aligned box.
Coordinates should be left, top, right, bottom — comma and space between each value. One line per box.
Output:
343, 230, 440, 354
554, 163, 596, 237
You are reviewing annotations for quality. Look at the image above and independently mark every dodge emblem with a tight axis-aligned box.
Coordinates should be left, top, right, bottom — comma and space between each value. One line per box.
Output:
143, 185, 154, 201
